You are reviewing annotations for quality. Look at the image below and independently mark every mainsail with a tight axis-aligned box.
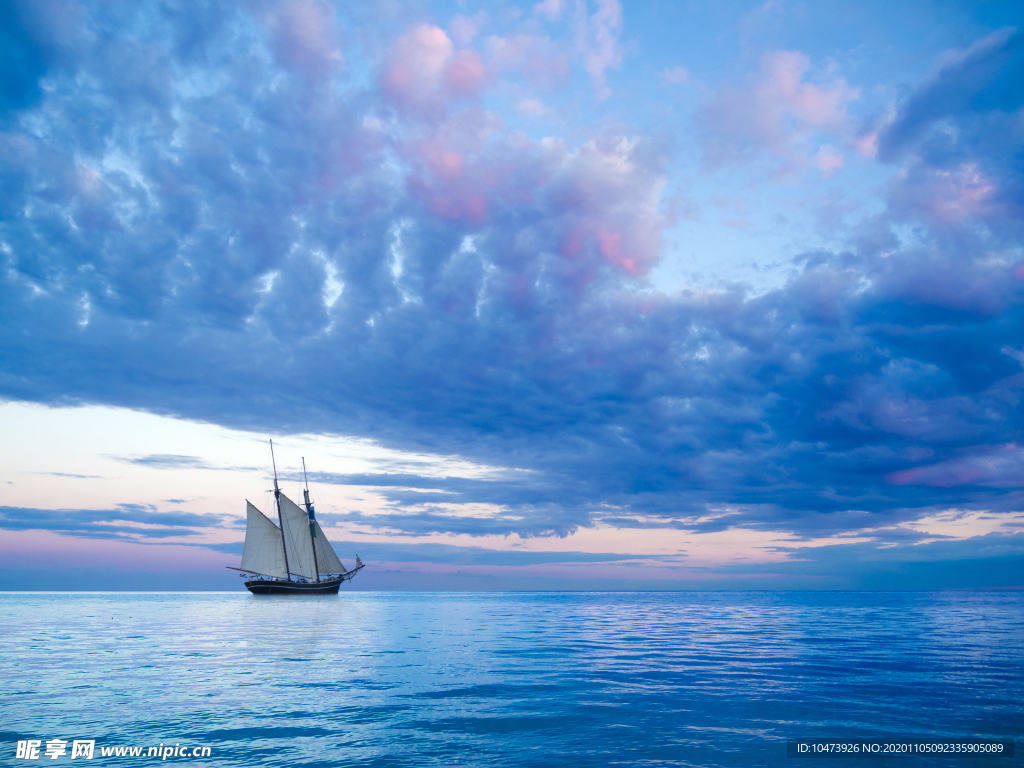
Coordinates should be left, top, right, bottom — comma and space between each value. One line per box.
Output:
240, 502, 288, 578
279, 493, 318, 579
244, 494, 349, 580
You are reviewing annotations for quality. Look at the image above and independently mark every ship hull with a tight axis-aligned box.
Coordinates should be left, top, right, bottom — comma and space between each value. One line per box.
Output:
245, 576, 344, 595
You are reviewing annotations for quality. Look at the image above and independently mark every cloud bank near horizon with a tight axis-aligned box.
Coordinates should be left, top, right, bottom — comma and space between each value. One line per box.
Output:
1, 1, 1023, 562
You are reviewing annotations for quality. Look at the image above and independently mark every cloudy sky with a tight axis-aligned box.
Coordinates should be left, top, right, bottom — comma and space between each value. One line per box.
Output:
2, 0, 1023, 590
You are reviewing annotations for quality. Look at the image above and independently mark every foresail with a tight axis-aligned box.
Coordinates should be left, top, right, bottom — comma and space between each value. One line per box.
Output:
312, 520, 346, 574
241, 502, 287, 578
279, 493, 317, 579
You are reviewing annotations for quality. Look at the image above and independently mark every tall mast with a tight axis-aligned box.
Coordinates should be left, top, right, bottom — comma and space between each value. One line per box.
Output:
302, 457, 320, 583
271, 439, 291, 581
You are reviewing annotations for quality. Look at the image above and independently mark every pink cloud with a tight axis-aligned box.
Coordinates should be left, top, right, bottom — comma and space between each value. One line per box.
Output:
934, 166, 997, 222
886, 444, 1024, 487
815, 144, 844, 177
383, 24, 487, 112
534, 0, 567, 21
597, 229, 638, 274
700, 50, 859, 172
486, 33, 570, 88
548, 138, 666, 276
517, 98, 550, 118
384, 24, 453, 98
406, 133, 493, 223
444, 49, 487, 96
450, 11, 488, 45
913, 163, 997, 224
401, 131, 665, 279
421, 143, 465, 179
421, 189, 489, 223
854, 131, 878, 158
382, 19, 664, 280
559, 225, 587, 257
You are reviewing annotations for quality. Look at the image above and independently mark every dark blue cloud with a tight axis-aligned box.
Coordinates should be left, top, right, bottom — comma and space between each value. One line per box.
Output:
114, 454, 208, 469
206, 539, 668, 567
879, 28, 1024, 163
0, 504, 227, 540
877, 27, 1024, 246
0, 6, 1022, 549
111, 454, 258, 472
206, 532, 1023, 591
716, 533, 1024, 590
0, 0, 61, 116
309, 471, 594, 536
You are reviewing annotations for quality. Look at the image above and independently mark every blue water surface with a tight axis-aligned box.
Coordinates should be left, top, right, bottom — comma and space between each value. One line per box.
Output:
1, 591, 1021, 767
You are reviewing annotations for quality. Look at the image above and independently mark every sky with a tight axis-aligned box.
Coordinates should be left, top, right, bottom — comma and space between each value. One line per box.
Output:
1, 0, 1023, 590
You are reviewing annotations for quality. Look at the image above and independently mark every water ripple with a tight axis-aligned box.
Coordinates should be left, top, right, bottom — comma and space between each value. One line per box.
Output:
1, 592, 1021, 767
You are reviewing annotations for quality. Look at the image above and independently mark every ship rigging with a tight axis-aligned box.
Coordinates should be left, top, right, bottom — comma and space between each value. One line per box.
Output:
229, 441, 363, 595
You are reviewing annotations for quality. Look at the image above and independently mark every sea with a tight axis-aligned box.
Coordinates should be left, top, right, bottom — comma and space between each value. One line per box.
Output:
1, 591, 1021, 767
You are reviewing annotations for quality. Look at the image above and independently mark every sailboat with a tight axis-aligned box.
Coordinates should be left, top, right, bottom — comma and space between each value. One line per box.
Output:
229, 442, 364, 595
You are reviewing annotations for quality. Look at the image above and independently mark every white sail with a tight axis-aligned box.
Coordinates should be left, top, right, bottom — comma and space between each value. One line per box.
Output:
311, 520, 346, 574
279, 492, 317, 579
240, 501, 287, 578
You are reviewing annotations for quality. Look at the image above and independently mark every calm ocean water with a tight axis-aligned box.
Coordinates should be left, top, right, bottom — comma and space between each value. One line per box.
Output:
1, 591, 1021, 767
